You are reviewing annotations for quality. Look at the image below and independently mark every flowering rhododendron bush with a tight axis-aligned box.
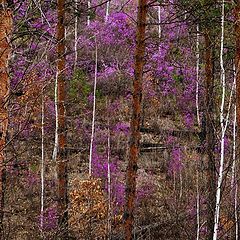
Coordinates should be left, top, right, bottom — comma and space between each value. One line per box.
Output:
1, 0, 239, 239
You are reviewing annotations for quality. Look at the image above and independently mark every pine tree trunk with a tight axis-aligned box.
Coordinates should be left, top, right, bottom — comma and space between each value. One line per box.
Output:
124, 1, 147, 239
0, 2, 12, 235
56, 0, 68, 237
204, 30, 216, 240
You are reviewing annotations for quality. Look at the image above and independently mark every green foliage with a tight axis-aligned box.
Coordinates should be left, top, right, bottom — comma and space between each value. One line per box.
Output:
173, 74, 184, 84
30, 163, 38, 172
89, 10, 96, 21
69, 70, 91, 103
69, 69, 102, 104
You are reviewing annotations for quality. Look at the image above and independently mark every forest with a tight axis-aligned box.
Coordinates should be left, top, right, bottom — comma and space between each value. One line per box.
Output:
0, 0, 240, 239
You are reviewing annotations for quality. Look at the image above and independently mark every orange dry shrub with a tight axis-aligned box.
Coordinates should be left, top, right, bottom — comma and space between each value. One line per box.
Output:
220, 215, 234, 232
69, 177, 108, 239
13, 71, 44, 132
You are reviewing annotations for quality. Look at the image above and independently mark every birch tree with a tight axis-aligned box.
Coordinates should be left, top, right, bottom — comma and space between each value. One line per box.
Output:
107, 111, 111, 239
204, 26, 216, 240
195, 23, 201, 240
213, 1, 226, 238
89, 37, 98, 176
40, 90, 45, 232
158, 5, 161, 41
74, 0, 78, 71
106, 0, 110, 22
87, 0, 91, 26
124, 1, 147, 239
196, 24, 200, 127
231, 65, 238, 239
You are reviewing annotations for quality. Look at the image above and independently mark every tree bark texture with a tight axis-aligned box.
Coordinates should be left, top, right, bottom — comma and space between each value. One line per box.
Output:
0, 1, 12, 236
124, 1, 147, 240
57, 0, 68, 238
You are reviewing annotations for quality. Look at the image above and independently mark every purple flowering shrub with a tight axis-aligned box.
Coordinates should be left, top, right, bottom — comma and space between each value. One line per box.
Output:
39, 206, 58, 232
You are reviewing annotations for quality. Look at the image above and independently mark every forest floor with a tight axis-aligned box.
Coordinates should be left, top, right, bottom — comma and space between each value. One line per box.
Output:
3, 112, 203, 239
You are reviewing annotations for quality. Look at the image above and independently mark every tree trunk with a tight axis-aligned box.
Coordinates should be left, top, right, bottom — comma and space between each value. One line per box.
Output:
105, 0, 110, 22
124, 1, 147, 239
204, 30, 216, 240
0, 1, 12, 235
40, 90, 45, 232
89, 37, 97, 176
56, 0, 68, 238
196, 24, 200, 127
213, 1, 226, 238
74, 0, 78, 71
234, 3, 240, 239
235, 0, 240, 155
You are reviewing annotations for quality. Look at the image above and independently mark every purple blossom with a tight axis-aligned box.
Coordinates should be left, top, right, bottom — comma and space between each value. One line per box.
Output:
168, 147, 183, 175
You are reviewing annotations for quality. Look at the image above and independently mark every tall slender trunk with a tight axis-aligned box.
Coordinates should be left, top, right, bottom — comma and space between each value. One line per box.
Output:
196, 24, 201, 240
87, 0, 91, 26
196, 169, 200, 240
0, 2, 12, 235
158, 5, 161, 40
234, 2, 240, 238
74, 0, 78, 71
213, 1, 226, 238
196, 24, 200, 127
40, 90, 45, 232
52, 67, 59, 180
231, 77, 238, 239
107, 107, 111, 239
204, 29, 216, 240
56, 0, 68, 237
89, 37, 97, 176
105, 0, 110, 22
124, 1, 147, 239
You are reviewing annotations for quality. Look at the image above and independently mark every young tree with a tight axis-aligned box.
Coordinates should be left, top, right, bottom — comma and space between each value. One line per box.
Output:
87, 0, 91, 25
213, 1, 226, 238
231, 64, 238, 240
74, 0, 78, 71
0, 0, 12, 235
124, 1, 147, 239
204, 27, 216, 240
89, 37, 98, 176
105, 0, 110, 21
40, 90, 45, 232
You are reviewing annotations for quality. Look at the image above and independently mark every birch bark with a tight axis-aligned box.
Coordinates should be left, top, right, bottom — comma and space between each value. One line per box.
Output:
40, 90, 45, 232
213, 1, 226, 239
89, 37, 97, 176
